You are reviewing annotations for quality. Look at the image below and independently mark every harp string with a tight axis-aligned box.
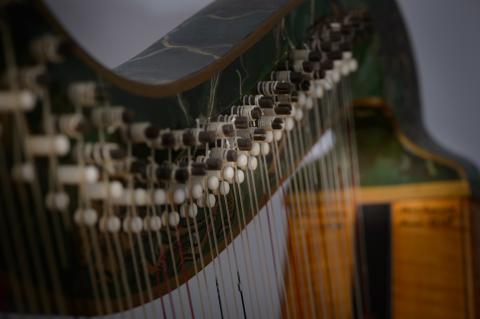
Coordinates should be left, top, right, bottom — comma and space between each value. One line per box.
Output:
95, 82, 137, 317
202, 135, 231, 319
156, 223, 177, 318
246, 165, 277, 316
295, 102, 331, 317
158, 155, 180, 319
135, 200, 160, 318
270, 139, 298, 319
216, 193, 242, 318
0, 139, 34, 312
73, 89, 117, 316
167, 150, 197, 319
0, 46, 44, 313
291, 114, 318, 317
329, 78, 354, 319
259, 151, 292, 317
164, 202, 188, 319
215, 137, 243, 318
346, 75, 368, 319
239, 141, 274, 317
196, 171, 226, 319
90, 221, 115, 314
188, 123, 219, 319
284, 31, 321, 316
204, 86, 231, 319
232, 171, 263, 318
226, 135, 258, 319
144, 144, 168, 319
221, 193, 249, 319
311, 113, 336, 319
296, 107, 330, 318
173, 219, 196, 318
92, 103, 126, 318
180, 163, 200, 317
191, 202, 219, 316
297, 119, 321, 318
112, 227, 136, 318
41, 86, 70, 268
190, 207, 218, 319
123, 143, 152, 318
320, 101, 340, 319
325, 78, 351, 318
256, 150, 284, 313
275, 136, 298, 318
313, 97, 338, 318
1, 19, 67, 313
206, 203, 231, 319
75, 116, 103, 315
149, 201, 171, 318
138, 155, 165, 318
285, 128, 318, 318
336, 70, 361, 319
286, 118, 307, 318
180, 148, 210, 319
344, 73, 371, 316
274, 137, 302, 319
183, 198, 210, 319
322, 82, 345, 318
220, 136, 250, 317
102, 216, 125, 315
236, 171, 273, 319
313, 96, 337, 318
249, 159, 283, 314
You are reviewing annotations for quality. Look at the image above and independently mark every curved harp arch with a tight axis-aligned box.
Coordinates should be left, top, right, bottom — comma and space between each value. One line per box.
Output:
36, 0, 303, 97
0, 0, 478, 318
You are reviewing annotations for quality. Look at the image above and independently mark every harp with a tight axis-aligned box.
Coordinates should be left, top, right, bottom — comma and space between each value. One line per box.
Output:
0, 1, 478, 318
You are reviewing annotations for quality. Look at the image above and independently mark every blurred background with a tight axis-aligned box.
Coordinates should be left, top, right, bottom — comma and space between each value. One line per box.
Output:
396, 0, 480, 170
44, 0, 480, 169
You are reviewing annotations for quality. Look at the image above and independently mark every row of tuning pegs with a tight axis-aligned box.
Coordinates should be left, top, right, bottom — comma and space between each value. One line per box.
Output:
74, 201, 203, 233
2, 11, 367, 233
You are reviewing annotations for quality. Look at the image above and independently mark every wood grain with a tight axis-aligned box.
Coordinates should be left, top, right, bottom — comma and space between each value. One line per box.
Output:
391, 198, 474, 319
283, 194, 354, 319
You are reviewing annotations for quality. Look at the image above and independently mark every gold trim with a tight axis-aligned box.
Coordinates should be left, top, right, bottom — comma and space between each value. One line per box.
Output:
396, 133, 469, 180
359, 180, 470, 204
353, 96, 385, 108
462, 200, 476, 319
285, 180, 471, 206
353, 97, 471, 183
35, 0, 301, 97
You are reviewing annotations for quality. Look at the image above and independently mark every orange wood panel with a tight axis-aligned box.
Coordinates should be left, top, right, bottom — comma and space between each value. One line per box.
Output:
391, 198, 474, 319
283, 193, 354, 319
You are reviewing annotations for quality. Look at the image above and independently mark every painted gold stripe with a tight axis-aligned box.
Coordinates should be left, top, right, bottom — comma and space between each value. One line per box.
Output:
359, 180, 471, 204
284, 180, 471, 205
353, 98, 471, 181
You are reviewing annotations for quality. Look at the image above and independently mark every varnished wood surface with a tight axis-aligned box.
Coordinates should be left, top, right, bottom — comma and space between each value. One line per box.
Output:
391, 198, 475, 319
283, 195, 354, 319
283, 187, 476, 318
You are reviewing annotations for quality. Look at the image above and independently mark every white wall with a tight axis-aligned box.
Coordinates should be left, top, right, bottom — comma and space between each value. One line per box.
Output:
396, 0, 480, 168
43, 0, 212, 68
